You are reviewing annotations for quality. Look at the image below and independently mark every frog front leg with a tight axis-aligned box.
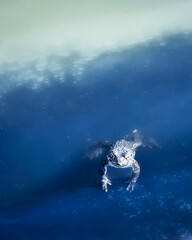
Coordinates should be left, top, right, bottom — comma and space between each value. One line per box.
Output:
101, 161, 111, 192
126, 160, 140, 192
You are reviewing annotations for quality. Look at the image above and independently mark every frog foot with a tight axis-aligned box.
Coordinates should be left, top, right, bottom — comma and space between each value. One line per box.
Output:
126, 181, 135, 192
102, 176, 112, 192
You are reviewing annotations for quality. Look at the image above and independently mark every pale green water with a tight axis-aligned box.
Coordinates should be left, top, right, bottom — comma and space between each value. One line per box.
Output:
0, 0, 192, 67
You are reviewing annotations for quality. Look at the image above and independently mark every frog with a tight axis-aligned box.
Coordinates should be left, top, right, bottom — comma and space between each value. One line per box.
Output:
99, 129, 158, 192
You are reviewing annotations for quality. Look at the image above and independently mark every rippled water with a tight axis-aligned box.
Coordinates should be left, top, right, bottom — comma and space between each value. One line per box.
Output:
0, 34, 192, 239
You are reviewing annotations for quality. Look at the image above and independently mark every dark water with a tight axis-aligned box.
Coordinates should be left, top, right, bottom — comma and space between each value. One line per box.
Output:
0, 34, 192, 239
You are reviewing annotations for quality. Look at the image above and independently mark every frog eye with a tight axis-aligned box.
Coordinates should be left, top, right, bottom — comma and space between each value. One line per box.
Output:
109, 152, 114, 158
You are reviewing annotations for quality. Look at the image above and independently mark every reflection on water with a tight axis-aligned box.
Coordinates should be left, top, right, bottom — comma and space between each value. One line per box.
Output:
0, 35, 192, 239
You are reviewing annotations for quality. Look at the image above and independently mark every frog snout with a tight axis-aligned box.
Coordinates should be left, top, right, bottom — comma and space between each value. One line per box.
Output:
118, 156, 127, 164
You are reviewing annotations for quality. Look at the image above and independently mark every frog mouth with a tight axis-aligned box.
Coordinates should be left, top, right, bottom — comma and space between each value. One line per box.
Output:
110, 159, 128, 167
118, 162, 128, 167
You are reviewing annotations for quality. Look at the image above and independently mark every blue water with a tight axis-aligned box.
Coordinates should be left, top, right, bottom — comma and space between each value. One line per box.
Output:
0, 34, 192, 239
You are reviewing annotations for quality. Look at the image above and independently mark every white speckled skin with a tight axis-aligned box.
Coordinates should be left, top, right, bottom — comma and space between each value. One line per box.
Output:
101, 130, 142, 192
